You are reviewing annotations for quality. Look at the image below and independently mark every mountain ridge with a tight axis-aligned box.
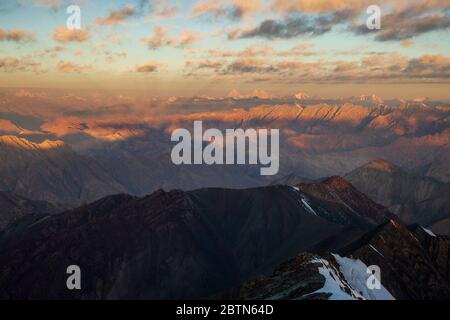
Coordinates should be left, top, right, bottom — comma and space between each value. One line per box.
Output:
0, 176, 393, 299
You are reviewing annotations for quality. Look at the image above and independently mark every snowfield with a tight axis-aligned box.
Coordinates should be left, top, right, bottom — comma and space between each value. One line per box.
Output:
308, 255, 395, 300
332, 254, 395, 300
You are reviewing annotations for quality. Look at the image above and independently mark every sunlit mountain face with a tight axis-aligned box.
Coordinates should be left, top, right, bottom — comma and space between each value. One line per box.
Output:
0, 0, 450, 301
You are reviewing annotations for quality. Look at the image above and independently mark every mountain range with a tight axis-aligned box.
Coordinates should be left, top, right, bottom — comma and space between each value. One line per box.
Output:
272, 159, 450, 236
1, 176, 449, 300
0, 96, 449, 300
0, 176, 395, 299
0, 135, 126, 206
236, 221, 450, 300
345, 160, 450, 230
0, 100, 449, 207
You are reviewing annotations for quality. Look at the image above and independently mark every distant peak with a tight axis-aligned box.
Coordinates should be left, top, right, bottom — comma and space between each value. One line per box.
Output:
323, 176, 352, 190
39, 139, 65, 149
0, 135, 65, 150
352, 94, 384, 104
0, 135, 32, 147
294, 92, 310, 100
363, 160, 398, 172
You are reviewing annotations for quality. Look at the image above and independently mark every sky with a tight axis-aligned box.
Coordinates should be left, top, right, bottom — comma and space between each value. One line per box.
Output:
1, 0, 450, 100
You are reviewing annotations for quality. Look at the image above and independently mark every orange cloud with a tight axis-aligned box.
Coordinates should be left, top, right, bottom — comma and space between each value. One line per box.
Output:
141, 27, 201, 49
0, 28, 34, 42
0, 57, 41, 73
57, 61, 92, 73
33, 0, 64, 9
192, 0, 261, 19
96, 5, 136, 26
53, 27, 90, 42
272, 0, 368, 13
136, 61, 161, 73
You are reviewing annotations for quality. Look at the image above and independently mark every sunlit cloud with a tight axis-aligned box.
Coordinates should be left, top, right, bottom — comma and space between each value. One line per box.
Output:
0, 28, 34, 42
53, 26, 90, 42
0, 57, 41, 73
95, 5, 136, 26
191, 0, 262, 20
57, 61, 92, 73
141, 26, 201, 49
32, 0, 64, 9
136, 61, 161, 73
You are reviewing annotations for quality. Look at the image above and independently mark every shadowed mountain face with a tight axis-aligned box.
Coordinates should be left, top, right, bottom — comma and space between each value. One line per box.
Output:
0, 191, 62, 231
0, 177, 393, 299
0, 136, 126, 207
344, 160, 450, 228
339, 221, 450, 300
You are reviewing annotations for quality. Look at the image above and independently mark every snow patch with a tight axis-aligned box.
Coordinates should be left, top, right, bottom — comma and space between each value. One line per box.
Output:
332, 254, 395, 300
291, 187, 318, 216
422, 227, 436, 237
300, 194, 318, 216
309, 258, 362, 300
369, 244, 384, 257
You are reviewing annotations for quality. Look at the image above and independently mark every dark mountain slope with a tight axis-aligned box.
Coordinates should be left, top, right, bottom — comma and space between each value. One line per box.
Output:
0, 135, 126, 207
339, 221, 450, 299
234, 221, 450, 300
0, 191, 62, 231
0, 177, 392, 299
345, 159, 450, 226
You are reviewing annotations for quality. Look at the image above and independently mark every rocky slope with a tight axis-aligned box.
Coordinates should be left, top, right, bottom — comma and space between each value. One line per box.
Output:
0, 177, 393, 299
235, 253, 394, 300
0, 191, 62, 231
344, 159, 450, 226
339, 221, 450, 300
0, 136, 126, 207
235, 220, 450, 300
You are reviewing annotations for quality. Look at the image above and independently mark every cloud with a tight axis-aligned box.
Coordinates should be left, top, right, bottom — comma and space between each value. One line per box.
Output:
0, 57, 41, 72
53, 26, 90, 42
404, 55, 450, 76
191, 0, 261, 20
400, 39, 414, 48
33, 0, 64, 9
353, 12, 450, 41
225, 58, 278, 74
178, 31, 202, 47
184, 51, 450, 83
96, 5, 136, 26
57, 61, 92, 73
188, 44, 315, 58
228, 10, 353, 40
136, 61, 160, 72
141, 26, 168, 49
272, 0, 368, 14
151, 0, 179, 18
46, 45, 65, 52
141, 27, 201, 49
264, 1, 450, 42
0, 28, 34, 42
